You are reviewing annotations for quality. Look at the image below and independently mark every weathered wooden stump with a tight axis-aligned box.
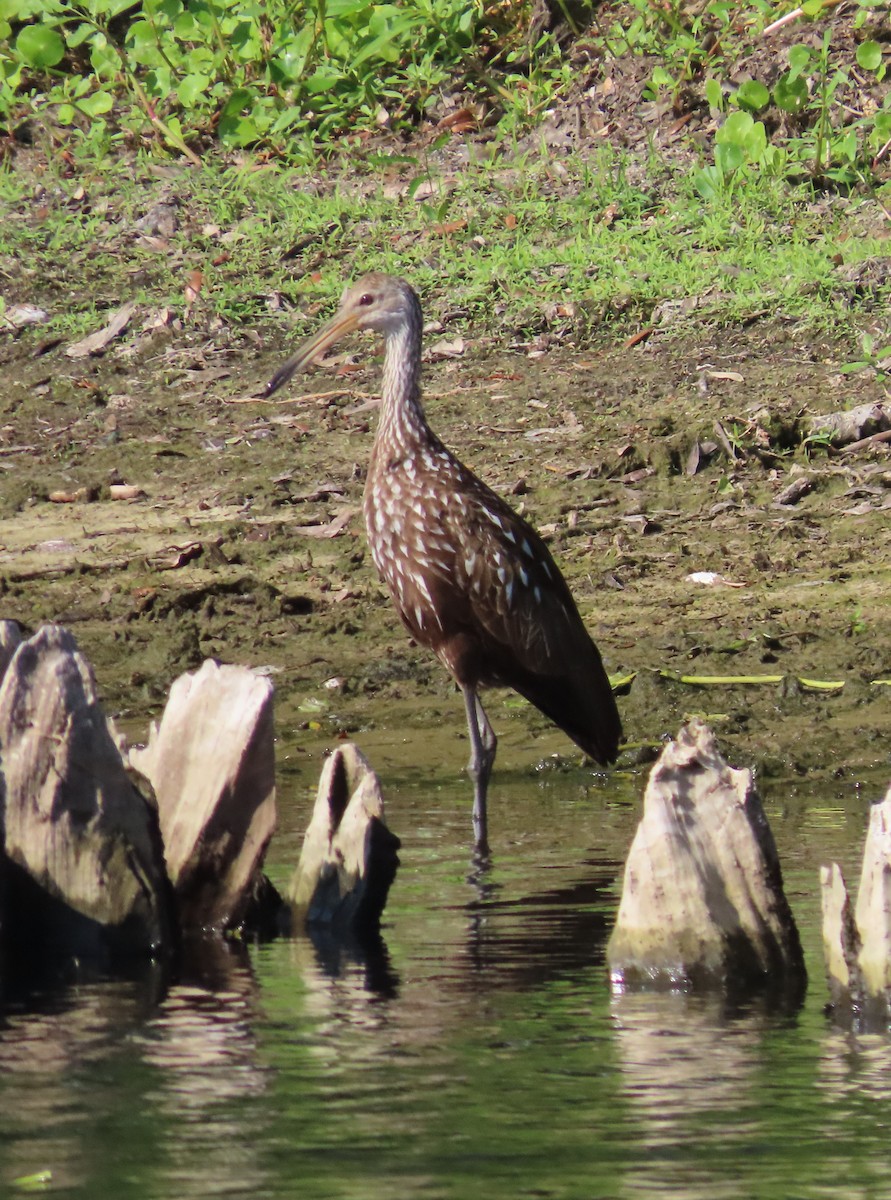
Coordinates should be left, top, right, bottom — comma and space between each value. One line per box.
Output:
607, 719, 805, 993
0, 620, 23, 680
290, 743, 400, 933
820, 862, 862, 1011
0, 625, 173, 959
821, 783, 891, 1023
0, 753, 5, 953
0, 616, 13, 935
128, 659, 278, 933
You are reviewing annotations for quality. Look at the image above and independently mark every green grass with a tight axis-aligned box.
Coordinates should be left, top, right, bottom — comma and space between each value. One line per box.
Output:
0, 146, 886, 356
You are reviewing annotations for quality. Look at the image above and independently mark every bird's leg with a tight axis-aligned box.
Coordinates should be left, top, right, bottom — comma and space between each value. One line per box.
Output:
461, 685, 496, 857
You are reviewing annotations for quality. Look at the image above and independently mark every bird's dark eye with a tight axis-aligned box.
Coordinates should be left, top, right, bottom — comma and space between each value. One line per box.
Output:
358, 293, 374, 306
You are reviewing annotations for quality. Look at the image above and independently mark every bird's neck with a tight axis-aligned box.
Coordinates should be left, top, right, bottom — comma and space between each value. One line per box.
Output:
376, 316, 429, 455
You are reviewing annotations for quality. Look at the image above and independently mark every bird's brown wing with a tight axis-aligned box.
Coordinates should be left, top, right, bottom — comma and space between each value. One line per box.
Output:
440, 475, 591, 677
447, 488, 621, 763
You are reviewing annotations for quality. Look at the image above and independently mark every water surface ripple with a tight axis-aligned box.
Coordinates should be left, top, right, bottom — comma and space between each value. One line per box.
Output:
1, 766, 887, 1199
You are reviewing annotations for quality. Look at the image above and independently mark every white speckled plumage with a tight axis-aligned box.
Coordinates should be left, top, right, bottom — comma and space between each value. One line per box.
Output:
264, 273, 622, 855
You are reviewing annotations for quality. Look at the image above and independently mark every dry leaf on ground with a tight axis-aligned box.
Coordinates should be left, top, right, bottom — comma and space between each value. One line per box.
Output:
65, 303, 137, 359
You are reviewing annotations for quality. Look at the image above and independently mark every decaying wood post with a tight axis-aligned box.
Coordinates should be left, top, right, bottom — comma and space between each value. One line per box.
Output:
0, 621, 14, 957
127, 659, 278, 933
0, 619, 404, 963
821, 783, 891, 1023
0, 625, 173, 959
607, 718, 805, 993
0, 620, 23, 680
820, 862, 862, 1011
290, 742, 400, 933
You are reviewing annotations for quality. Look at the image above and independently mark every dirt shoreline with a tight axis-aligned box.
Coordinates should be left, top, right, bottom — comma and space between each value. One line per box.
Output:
2, 314, 889, 795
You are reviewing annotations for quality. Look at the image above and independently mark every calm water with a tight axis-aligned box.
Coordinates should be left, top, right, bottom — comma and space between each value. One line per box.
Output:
1, 729, 890, 1200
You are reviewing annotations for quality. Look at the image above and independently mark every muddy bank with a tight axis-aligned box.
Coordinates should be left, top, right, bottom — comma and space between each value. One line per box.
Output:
1, 316, 890, 801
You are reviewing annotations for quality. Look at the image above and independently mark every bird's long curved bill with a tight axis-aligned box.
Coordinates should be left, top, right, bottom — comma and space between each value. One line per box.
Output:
262, 308, 359, 399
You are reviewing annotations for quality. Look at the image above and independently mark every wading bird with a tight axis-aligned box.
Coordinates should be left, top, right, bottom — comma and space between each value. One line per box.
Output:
264, 274, 622, 855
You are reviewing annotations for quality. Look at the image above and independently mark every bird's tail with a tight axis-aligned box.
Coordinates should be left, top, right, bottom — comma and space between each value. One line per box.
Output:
517, 654, 622, 766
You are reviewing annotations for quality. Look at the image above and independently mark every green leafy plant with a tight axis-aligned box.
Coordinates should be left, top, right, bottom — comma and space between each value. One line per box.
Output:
766, 28, 888, 182
800, 426, 835, 458
0, 0, 503, 157
495, 30, 576, 130
840, 332, 891, 382
849, 606, 869, 636
735, 79, 770, 112
697, 21, 890, 193
781, 34, 853, 179
693, 109, 785, 197
602, 0, 889, 190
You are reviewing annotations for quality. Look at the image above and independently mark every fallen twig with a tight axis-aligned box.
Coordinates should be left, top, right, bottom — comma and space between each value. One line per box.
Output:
839, 428, 891, 455
763, 7, 802, 35
713, 419, 744, 461
763, 0, 841, 36
774, 475, 814, 506
1, 556, 140, 581
231, 388, 373, 405
292, 510, 357, 539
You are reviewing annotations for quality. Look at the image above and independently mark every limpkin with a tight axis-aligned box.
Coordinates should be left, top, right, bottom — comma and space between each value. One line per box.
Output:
264, 274, 622, 855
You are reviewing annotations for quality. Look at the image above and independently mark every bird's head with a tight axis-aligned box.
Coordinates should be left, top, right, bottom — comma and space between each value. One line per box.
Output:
262, 273, 419, 399
338, 273, 418, 335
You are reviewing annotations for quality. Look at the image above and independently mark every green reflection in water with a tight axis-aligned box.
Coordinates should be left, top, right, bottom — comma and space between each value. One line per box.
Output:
1, 763, 889, 1200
